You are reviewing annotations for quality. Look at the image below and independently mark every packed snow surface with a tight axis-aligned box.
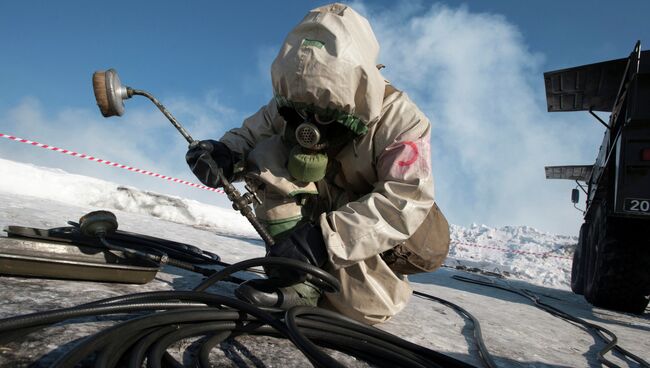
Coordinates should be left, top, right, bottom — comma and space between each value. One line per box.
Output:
1, 157, 648, 368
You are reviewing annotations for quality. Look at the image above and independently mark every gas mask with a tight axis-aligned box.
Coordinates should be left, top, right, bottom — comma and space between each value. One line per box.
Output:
279, 105, 355, 183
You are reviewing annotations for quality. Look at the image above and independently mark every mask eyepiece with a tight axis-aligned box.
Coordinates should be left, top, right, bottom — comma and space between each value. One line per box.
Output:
314, 112, 336, 125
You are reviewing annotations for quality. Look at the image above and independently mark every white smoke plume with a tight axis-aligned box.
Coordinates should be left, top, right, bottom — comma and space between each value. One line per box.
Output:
354, 2, 604, 234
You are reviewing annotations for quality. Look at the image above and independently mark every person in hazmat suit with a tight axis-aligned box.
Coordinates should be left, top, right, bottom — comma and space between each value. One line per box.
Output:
186, 3, 450, 325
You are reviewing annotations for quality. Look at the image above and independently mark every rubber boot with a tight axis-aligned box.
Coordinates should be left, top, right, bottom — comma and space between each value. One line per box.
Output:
234, 279, 321, 309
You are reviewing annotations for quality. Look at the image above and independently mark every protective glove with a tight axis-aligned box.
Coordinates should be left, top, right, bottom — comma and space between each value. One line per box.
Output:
185, 140, 234, 188
266, 222, 328, 284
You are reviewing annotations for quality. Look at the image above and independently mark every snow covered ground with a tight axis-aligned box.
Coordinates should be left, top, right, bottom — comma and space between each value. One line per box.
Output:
0, 158, 648, 367
0, 157, 577, 289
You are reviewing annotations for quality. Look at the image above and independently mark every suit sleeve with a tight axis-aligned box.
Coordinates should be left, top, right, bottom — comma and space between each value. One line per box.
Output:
219, 98, 285, 160
319, 99, 435, 268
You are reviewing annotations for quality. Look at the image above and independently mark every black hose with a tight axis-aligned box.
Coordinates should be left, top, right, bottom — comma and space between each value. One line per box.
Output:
1, 255, 478, 368
165, 257, 216, 276
0, 302, 204, 333
49, 304, 284, 368
452, 275, 650, 368
414, 290, 497, 368
193, 257, 340, 293
93, 325, 174, 368
7, 219, 643, 368
283, 309, 346, 368
196, 331, 232, 368
2, 220, 495, 366
51, 309, 221, 368
106, 229, 221, 264
286, 307, 476, 368
287, 318, 433, 368
76, 291, 214, 308
146, 322, 237, 368
125, 325, 183, 368
100, 236, 217, 277
46, 224, 220, 265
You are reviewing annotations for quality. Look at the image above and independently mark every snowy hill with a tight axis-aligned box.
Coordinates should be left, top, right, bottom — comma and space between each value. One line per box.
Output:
0, 158, 257, 239
1, 157, 648, 368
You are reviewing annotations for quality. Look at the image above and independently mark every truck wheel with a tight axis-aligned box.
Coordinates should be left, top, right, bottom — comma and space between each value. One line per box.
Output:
584, 212, 650, 314
570, 223, 589, 295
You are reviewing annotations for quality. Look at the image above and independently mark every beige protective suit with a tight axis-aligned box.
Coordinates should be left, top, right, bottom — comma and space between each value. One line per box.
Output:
220, 3, 448, 325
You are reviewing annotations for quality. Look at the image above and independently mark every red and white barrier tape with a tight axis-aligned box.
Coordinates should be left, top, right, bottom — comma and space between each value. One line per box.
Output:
0, 132, 224, 194
1, 132, 574, 261
452, 240, 572, 260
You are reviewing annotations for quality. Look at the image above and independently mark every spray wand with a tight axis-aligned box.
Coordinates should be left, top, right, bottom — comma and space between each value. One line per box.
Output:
91, 69, 275, 247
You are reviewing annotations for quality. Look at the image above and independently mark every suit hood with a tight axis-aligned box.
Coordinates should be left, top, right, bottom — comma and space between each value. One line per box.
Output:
271, 3, 385, 135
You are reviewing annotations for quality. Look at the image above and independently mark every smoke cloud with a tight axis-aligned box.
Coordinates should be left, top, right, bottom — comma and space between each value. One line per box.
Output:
354, 2, 604, 234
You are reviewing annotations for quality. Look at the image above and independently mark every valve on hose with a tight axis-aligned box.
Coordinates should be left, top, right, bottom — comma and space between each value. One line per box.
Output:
91, 69, 274, 247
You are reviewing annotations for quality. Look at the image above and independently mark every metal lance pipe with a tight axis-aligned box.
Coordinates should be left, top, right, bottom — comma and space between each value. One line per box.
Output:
192, 149, 275, 247
130, 88, 275, 247
219, 173, 276, 246
130, 89, 194, 144
91, 69, 275, 248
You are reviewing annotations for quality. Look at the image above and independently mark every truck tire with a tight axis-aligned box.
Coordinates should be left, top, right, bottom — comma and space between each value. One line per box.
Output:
570, 223, 589, 295
584, 206, 650, 314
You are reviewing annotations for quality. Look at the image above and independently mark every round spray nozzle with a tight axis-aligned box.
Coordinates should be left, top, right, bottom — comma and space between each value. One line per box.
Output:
92, 69, 130, 117
79, 210, 118, 238
91, 68, 195, 143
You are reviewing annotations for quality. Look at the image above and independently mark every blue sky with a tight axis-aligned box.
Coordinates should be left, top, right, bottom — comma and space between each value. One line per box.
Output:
1, 1, 648, 235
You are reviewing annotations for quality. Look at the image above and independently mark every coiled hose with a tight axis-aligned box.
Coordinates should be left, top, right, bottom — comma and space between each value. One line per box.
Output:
2, 239, 642, 368
0, 257, 479, 368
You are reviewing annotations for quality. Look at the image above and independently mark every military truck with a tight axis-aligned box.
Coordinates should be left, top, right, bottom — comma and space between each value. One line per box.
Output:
544, 41, 650, 314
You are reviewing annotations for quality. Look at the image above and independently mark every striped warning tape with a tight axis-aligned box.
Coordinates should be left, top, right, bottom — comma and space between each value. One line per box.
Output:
0, 132, 225, 194
0, 132, 575, 262
452, 240, 572, 260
